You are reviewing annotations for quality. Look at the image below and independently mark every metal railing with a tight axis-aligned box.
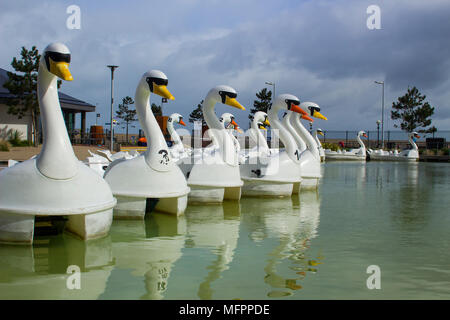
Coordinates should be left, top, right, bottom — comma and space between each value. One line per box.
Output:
68, 130, 449, 151
319, 130, 449, 150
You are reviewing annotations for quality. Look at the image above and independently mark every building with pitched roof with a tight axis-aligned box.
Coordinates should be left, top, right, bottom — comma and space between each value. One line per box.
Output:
0, 67, 95, 142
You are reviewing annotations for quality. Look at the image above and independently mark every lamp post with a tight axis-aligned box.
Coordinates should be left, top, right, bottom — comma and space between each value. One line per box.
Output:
374, 80, 385, 148
265, 81, 275, 104
376, 119, 381, 148
107, 65, 119, 151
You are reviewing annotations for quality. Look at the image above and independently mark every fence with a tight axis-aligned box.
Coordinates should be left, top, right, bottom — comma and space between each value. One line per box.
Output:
319, 130, 450, 150
68, 129, 450, 151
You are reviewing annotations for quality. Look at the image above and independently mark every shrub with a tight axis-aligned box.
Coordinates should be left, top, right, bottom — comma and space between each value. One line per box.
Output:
7, 129, 24, 147
17, 140, 32, 147
322, 142, 340, 151
442, 148, 449, 156
0, 140, 11, 151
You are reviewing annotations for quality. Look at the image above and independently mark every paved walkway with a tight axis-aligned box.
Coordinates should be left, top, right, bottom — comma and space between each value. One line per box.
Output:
0, 145, 110, 162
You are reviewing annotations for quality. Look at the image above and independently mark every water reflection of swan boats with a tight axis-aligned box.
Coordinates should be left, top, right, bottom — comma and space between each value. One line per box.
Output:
109, 213, 186, 299
0, 235, 113, 299
184, 202, 241, 299
241, 193, 321, 297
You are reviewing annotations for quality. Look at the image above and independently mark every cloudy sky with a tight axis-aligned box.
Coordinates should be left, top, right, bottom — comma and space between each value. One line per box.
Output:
1, 0, 449, 134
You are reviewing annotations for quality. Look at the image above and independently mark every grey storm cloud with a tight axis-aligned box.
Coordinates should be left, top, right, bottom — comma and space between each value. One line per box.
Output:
191, 0, 450, 90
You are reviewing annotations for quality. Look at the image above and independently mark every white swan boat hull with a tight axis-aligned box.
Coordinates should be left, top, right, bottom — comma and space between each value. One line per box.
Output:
0, 159, 116, 244
368, 153, 419, 162
324, 152, 366, 161
104, 155, 190, 217
239, 152, 301, 197
179, 153, 243, 203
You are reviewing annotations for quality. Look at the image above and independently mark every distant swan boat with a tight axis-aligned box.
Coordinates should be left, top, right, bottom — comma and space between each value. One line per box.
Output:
325, 131, 368, 161
367, 132, 420, 162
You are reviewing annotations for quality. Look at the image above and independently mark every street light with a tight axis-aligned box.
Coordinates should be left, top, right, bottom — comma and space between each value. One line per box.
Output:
376, 119, 381, 148
107, 65, 119, 151
265, 81, 275, 103
374, 80, 385, 148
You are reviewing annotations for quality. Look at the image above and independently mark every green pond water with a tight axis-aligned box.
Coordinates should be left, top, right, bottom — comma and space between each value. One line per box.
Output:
0, 161, 449, 300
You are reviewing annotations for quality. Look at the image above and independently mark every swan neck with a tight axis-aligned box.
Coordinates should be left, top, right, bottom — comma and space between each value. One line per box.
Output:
203, 96, 223, 130
357, 134, 366, 149
36, 65, 78, 179
314, 132, 322, 147
203, 95, 238, 165
167, 119, 181, 146
409, 135, 418, 150
250, 118, 269, 151
286, 113, 306, 152
268, 106, 299, 162
135, 85, 169, 167
293, 115, 320, 160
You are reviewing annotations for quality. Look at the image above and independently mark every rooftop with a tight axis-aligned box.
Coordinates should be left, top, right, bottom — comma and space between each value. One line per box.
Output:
0, 67, 95, 112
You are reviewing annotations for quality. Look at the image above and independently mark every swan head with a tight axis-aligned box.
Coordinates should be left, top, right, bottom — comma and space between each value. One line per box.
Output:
358, 130, 368, 138
140, 70, 175, 100
316, 128, 324, 136
207, 85, 245, 110
220, 112, 242, 133
169, 113, 185, 126
409, 132, 420, 139
41, 42, 73, 81
300, 102, 328, 121
273, 94, 311, 120
253, 111, 270, 130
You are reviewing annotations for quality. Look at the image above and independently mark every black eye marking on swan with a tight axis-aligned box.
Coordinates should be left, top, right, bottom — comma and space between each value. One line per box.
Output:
158, 149, 170, 165
309, 106, 320, 116
44, 51, 71, 71
285, 99, 300, 110
146, 76, 168, 93
219, 91, 237, 104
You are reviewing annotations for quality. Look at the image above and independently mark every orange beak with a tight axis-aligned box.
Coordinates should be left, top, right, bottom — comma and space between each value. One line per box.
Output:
415, 134, 420, 138
290, 103, 308, 116
231, 119, 243, 133
363, 133, 368, 138
301, 114, 314, 122
179, 119, 186, 126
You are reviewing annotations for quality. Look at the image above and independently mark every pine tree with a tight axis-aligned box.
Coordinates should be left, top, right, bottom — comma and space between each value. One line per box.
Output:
249, 88, 272, 120
391, 86, 436, 133
3, 46, 41, 146
115, 96, 137, 143
189, 100, 206, 125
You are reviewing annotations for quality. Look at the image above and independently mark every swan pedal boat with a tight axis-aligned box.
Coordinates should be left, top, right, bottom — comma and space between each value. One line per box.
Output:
239, 94, 308, 197
0, 43, 116, 244
367, 132, 420, 162
104, 70, 190, 218
283, 102, 327, 191
167, 113, 191, 163
177, 86, 245, 203
325, 131, 368, 161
